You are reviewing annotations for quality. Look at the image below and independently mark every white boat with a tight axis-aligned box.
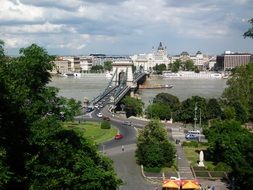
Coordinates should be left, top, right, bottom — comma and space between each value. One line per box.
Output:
210, 73, 222, 79
162, 72, 182, 78
62, 72, 81, 77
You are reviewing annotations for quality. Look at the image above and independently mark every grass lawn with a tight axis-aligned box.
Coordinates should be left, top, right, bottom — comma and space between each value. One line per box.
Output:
64, 121, 117, 144
183, 145, 211, 167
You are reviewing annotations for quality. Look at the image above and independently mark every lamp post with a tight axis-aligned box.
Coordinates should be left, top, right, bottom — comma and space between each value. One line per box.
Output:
194, 103, 198, 130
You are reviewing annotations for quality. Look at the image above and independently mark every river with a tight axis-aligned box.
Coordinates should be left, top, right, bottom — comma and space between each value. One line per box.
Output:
48, 74, 227, 105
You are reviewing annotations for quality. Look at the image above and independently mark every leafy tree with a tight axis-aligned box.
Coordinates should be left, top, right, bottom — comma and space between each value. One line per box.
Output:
90, 65, 103, 73
153, 64, 167, 74
153, 93, 180, 111
146, 103, 171, 120
183, 60, 195, 71
0, 42, 122, 189
204, 120, 253, 190
103, 61, 112, 71
171, 60, 181, 72
243, 18, 253, 39
206, 98, 223, 120
176, 96, 207, 123
122, 96, 143, 117
136, 120, 175, 168
222, 63, 253, 121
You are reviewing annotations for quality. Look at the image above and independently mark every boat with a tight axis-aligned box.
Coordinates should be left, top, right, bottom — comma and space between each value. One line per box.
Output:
139, 84, 173, 89
62, 72, 81, 77
163, 72, 182, 78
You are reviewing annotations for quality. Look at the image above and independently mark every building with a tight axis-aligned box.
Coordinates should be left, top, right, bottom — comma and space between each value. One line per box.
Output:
80, 56, 93, 72
61, 56, 81, 72
215, 51, 253, 71
52, 59, 71, 74
171, 51, 210, 71
131, 42, 170, 72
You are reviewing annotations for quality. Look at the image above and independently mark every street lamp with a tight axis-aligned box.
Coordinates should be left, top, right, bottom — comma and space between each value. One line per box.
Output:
194, 103, 198, 130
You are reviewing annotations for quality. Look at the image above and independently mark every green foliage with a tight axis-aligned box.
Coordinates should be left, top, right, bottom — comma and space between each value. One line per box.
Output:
143, 166, 161, 173
101, 121, 111, 129
206, 98, 223, 120
146, 103, 171, 120
205, 120, 253, 189
176, 96, 207, 123
183, 60, 195, 71
103, 61, 113, 71
122, 96, 143, 117
182, 141, 199, 147
243, 18, 253, 39
153, 64, 167, 74
136, 120, 176, 168
153, 93, 180, 111
222, 62, 253, 121
171, 60, 181, 72
0, 42, 122, 189
90, 65, 103, 73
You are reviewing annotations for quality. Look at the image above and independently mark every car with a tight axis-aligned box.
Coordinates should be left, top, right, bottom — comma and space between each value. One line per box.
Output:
123, 121, 132, 126
102, 116, 110, 121
114, 134, 123, 140
97, 113, 103, 118
185, 133, 198, 139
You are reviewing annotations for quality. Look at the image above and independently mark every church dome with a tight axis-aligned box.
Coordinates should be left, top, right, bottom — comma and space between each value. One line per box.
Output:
157, 42, 164, 50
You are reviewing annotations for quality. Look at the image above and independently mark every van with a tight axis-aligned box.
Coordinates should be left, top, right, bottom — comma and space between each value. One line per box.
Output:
187, 130, 200, 135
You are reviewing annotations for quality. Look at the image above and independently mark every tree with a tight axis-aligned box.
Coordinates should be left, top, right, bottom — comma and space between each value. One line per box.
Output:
171, 60, 181, 72
206, 98, 223, 120
103, 61, 112, 71
136, 120, 175, 168
153, 93, 180, 111
222, 63, 253, 121
153, 64, 167, 74
146, 103, 171, 120
243, 18, 253, 39
204, 120, 253, 190
176, 96, 207, 123
90, 65, 103, 73
183, 60, 195, 71
0, 42, 122, 189
122, 96, 143, 117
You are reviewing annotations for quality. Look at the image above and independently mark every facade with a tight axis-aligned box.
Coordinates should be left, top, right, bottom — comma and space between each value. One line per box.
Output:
52, 59, 71, 74
80, 56, 93, 71
131, 42, 170, 72
61, 56, 81, 72
215, 52, 253, 71
171, 51, 210, 71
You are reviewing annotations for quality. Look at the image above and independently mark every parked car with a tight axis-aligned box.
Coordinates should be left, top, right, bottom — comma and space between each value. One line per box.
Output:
97, 113, 103, 118
115, 134, 123, 140
123, 121, 132, 126
185, 133, 198, 139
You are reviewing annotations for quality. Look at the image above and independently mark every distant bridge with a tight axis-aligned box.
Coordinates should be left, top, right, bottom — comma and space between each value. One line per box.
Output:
91, 60, 148, 109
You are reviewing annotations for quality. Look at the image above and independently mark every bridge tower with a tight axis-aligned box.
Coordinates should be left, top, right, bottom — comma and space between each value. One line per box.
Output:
112, 60, 135, 88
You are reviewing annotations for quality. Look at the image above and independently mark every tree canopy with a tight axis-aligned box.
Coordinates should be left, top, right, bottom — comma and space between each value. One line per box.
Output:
0, 42, 122, 189
136, 120, 175, 168
103, 61, 113, 71
222, 62, 253, 122
204, 120, 253, 189
122, 96, 143, 117
243, 18, 253, 39
153, 93, 180, 112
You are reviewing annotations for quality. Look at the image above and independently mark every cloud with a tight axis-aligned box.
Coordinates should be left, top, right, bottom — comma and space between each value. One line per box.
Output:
1, 0, 253, 55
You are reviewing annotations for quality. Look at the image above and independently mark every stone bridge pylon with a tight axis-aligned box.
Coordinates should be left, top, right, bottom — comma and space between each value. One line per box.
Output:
112, 60, 135, 88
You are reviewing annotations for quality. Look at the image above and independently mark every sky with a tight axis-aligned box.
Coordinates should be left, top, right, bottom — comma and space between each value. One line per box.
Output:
0, 0, 253, 56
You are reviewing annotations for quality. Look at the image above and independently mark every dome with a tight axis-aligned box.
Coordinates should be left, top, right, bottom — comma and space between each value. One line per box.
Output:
157, 42, 164, 50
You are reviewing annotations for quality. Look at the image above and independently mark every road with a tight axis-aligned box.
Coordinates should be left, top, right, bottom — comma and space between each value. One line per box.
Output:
81, 107, 158, 190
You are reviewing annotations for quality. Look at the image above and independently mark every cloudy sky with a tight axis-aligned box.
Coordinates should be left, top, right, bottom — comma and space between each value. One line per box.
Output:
1, 0, 253, 55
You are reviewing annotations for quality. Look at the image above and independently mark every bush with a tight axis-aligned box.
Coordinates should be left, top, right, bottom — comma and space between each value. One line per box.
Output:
213, 162, 232, 172
144, 166, 161, 173
100, 121, 111, 129
182, 141, 199, 147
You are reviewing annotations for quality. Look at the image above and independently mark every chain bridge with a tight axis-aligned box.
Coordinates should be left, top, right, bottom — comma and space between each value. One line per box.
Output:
91, 60, 148, 109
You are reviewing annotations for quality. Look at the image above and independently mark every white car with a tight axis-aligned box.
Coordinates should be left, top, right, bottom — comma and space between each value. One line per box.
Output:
97, 113, 103, 118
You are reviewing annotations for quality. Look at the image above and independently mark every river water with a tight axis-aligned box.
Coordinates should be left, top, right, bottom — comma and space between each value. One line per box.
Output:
48, 74, 227, 106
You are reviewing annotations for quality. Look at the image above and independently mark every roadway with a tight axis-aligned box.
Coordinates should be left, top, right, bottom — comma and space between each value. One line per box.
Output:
90, 105, 158, 189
